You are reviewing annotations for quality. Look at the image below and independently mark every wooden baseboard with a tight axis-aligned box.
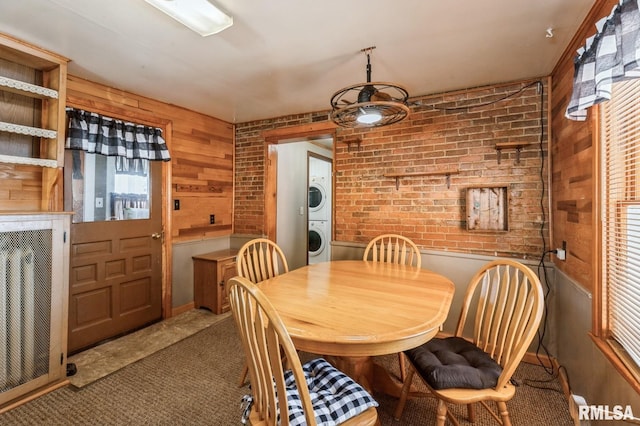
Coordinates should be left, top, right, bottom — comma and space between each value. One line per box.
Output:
171, 302, 195, 317
522, 351, 554, 370
0, 379, 69, 414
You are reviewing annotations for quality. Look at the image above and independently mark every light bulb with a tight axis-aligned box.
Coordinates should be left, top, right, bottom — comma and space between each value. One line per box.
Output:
357, 108, 382, 124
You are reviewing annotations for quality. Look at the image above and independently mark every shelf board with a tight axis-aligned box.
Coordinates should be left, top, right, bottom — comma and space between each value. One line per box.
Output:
494, 142, 531, 164
494, 141, 530, 150
0, 154, 57, 168
384, 169, 460, 189
0, 75, 58, 99
0, 121, 57, 139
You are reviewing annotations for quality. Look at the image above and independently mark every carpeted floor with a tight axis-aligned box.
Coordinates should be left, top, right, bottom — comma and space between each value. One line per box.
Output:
0, 314, 574, 425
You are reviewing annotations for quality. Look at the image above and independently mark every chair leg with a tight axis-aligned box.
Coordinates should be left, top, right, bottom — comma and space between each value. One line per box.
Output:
393, 365, 415, 420
467, 403, 475, 422
238, 363, 249, 387
398, 352, 406, 382
436, 399, 448, 426
497, 401, 512, 426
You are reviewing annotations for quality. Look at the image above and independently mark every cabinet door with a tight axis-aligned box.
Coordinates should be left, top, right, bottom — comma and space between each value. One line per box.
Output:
219, 259, 236, 313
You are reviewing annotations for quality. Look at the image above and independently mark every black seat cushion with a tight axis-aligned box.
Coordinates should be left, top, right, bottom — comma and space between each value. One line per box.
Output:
404, 336, 503, 390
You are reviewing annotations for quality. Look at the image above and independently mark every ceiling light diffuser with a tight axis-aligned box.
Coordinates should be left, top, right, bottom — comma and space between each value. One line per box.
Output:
145, 0, 233, 37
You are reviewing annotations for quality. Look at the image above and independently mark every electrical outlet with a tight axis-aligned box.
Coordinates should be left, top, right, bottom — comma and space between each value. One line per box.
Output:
209, 214, 215, 224
556, 240, 567, 261
556, 248, 566, 260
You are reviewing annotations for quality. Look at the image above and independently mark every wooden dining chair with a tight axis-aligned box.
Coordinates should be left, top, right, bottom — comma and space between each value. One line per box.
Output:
363, 234, 421, 268
394, 259, 544, 426
363, 234, 421, 381
237, 238, 289, 284
235, 238, 290, 386
228, 276, 380, 426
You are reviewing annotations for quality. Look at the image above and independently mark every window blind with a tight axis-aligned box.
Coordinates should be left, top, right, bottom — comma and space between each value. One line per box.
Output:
601, 79, 640, 369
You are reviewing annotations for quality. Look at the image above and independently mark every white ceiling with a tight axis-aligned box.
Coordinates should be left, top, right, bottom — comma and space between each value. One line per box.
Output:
0, 0, 596, 124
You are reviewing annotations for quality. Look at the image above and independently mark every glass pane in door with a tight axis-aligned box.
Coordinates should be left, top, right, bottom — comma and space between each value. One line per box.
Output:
64, 150, 150, 223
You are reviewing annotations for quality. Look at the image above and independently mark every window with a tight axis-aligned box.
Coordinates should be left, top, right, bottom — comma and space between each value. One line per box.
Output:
64, 150, 150, 223
600, 79, 640, 378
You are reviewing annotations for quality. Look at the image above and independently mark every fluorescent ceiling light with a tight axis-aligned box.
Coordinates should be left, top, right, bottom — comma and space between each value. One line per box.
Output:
145, 0, 233, 37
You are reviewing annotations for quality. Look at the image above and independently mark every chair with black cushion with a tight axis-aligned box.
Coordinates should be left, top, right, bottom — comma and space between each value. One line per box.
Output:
235, 238, 290, 386
363, 234, 421, 381
394, 259, 544, 426
228, 276, 380, 426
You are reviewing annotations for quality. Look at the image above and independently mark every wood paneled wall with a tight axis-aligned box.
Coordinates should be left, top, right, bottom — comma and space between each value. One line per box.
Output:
0, 163, 42, 210
550, 0, 618, 291
66, 75, 234, 242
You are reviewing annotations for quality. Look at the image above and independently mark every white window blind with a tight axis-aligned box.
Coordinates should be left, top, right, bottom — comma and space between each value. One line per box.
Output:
601, 79, 640, 369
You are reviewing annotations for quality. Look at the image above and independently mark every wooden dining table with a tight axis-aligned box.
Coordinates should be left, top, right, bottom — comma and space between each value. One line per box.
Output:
257, 259, 455, 397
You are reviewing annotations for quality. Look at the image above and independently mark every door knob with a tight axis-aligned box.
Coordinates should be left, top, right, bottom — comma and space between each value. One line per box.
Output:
151, 232, 162, 239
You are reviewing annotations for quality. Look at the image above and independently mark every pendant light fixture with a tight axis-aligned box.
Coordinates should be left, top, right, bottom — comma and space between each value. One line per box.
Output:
330, 46, 410, 128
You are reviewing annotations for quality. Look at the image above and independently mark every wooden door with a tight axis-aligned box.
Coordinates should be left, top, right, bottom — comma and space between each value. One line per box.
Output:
67, 160, 163, 354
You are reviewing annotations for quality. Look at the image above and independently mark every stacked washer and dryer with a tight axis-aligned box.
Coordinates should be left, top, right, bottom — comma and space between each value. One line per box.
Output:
308, 157, 331, 264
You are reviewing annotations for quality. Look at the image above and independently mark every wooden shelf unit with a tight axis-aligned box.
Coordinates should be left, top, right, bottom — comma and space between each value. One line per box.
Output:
0, 33, 69, 211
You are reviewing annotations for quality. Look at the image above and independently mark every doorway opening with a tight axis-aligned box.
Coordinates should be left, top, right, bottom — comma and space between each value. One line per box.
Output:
263, 122, 336, 269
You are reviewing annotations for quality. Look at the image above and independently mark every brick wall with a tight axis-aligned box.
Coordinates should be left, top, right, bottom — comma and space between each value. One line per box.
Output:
235, 78, 549, 259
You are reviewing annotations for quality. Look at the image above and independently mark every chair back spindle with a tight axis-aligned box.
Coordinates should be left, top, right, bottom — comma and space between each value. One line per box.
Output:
237, 238, 289, 284
363, 234, 421, 268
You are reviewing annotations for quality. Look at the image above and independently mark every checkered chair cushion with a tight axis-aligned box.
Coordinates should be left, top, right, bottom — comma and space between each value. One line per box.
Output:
283, 358, 378, 426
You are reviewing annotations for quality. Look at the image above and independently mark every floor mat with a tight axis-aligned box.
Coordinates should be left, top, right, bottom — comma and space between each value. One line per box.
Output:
67, 309, 230, 388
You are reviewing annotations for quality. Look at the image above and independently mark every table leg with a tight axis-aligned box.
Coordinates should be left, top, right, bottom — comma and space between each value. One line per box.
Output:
327, 355, 429, 399
329, 356, 374, 392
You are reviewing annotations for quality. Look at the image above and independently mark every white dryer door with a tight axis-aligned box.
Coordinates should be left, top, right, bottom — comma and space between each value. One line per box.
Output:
308, 182, 326, 212
308, 228, 326, 256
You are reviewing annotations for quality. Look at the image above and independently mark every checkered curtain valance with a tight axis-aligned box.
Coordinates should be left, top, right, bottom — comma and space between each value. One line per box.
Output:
65, 108, 171, 161
566, 0, 640, 121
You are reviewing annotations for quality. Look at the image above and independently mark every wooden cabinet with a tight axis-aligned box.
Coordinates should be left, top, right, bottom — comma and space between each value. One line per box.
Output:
0, 33, 68, 211
0, 212, 71, 412
193, 249, 237, 314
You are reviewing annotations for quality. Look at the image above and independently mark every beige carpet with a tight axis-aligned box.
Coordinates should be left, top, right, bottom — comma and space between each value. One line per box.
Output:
1, 313, 574, 425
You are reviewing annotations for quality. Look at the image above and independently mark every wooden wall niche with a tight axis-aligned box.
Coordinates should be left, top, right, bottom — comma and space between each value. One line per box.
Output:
466, 186, 509, 231
0, 33, 68, 211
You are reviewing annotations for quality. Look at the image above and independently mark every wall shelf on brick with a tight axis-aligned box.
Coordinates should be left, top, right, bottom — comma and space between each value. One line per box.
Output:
384, 169, 459, 190
494, 142, 530, 164
342, 138, 362, 152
